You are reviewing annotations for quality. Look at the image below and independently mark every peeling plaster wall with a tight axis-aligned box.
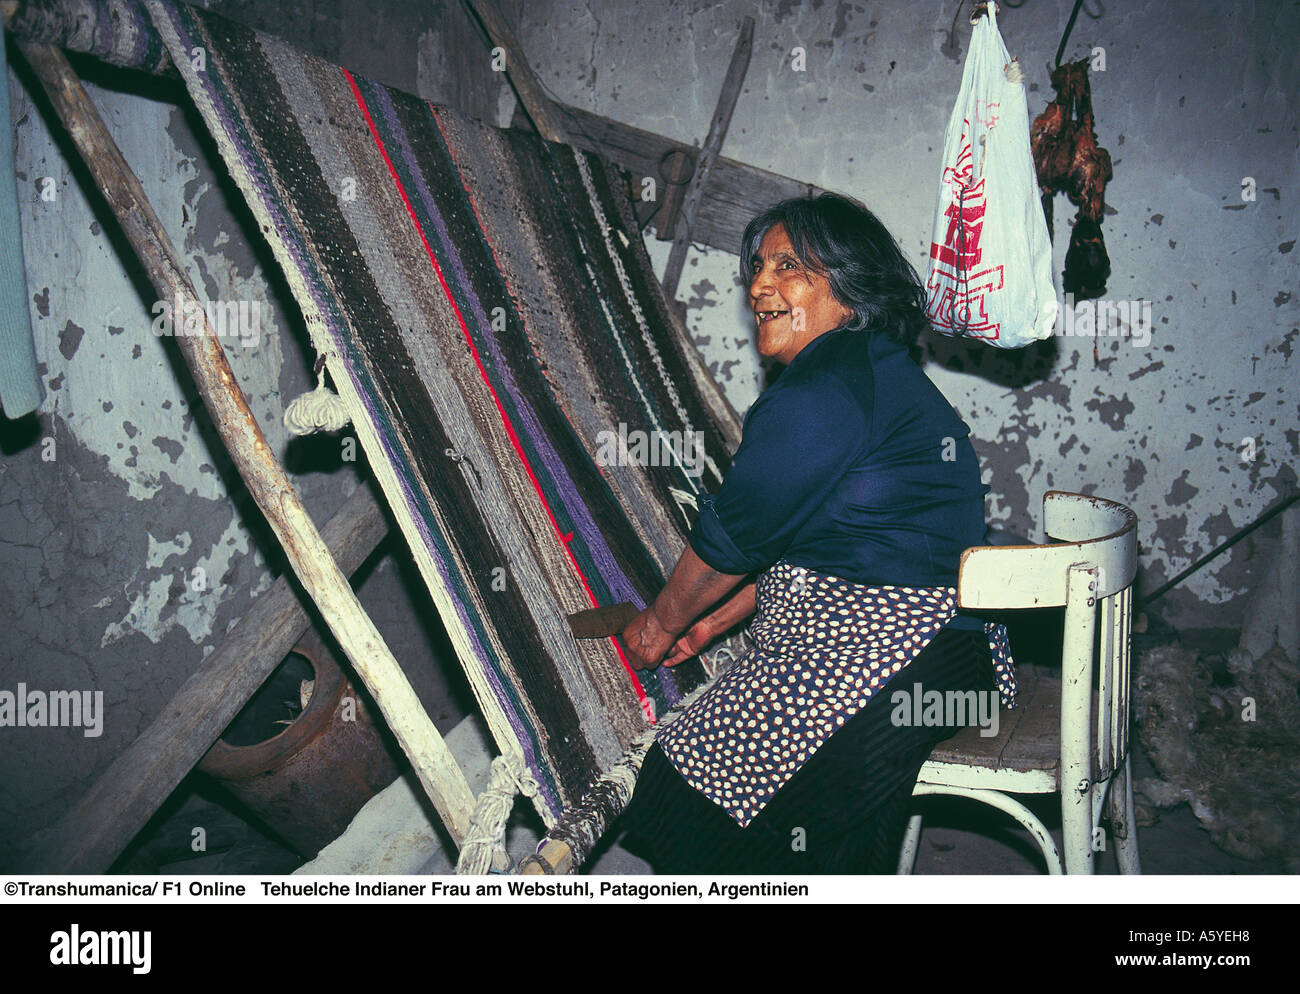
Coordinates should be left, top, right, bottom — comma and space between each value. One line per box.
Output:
525, 0, 1298, 630
1, 0, 1295, 861
0, 1, 468, 861
0, 68, 295, 853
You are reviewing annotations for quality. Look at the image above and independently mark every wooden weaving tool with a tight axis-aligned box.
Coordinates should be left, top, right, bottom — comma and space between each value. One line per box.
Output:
566, 602, 640, 639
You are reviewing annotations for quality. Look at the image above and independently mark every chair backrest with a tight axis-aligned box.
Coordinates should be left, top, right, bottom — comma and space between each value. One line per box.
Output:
958, 491, 1138, 780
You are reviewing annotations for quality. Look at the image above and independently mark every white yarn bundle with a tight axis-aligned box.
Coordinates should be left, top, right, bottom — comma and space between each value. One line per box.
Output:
284, 370, 351, 435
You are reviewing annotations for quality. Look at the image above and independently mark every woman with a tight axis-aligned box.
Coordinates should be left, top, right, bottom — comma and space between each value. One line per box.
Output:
619, 193, 1016, 874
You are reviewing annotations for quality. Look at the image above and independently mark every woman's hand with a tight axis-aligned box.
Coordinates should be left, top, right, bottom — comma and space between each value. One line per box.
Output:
657, 578, 759, 667
621, 605, 680, 671
619, 547, 747, 671
662, 619, 716, 667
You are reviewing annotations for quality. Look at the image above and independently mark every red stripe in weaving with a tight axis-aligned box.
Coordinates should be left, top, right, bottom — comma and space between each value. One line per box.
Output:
341, 69, 651, 712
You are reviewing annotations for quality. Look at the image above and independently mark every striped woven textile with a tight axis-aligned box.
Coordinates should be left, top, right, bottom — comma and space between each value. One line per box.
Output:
9, 0, 172, 75
143, 0, 741, 824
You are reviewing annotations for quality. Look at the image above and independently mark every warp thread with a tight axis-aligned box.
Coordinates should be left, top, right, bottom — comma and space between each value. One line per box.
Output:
522, 668, 731, 873
456, 751, 541, 875
669, 486, 699, 526
538, 728, 654, 871
573, 154, 722, 487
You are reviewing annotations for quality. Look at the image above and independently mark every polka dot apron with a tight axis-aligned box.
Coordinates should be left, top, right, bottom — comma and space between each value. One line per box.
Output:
657, 560, 1018, 827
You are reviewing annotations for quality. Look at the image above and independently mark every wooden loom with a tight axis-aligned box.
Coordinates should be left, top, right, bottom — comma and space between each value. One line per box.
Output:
3, 0, 828, 874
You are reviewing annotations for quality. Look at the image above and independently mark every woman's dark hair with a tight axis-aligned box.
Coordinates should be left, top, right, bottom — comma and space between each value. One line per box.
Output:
740, 193, 928, 349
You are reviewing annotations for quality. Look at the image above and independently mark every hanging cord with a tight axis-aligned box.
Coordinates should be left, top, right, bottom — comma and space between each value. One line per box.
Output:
1054, 0, 1095, 67
284, 355, 351, 435
455, 751, 541, 874
944, 0, 970, 55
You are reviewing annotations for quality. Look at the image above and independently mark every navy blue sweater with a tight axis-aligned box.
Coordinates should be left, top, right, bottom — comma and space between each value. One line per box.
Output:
690, 325, 988, 615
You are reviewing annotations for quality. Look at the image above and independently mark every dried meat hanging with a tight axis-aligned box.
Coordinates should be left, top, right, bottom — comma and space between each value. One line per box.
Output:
1030, 0, 1113, 301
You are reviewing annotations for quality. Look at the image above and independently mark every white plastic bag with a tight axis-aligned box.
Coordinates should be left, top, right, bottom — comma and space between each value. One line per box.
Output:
925, 3, 1057, 348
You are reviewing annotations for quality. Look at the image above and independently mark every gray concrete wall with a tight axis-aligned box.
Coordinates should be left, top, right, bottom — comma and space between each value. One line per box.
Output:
0, 0, 479, 862
1, 0, 1295, 860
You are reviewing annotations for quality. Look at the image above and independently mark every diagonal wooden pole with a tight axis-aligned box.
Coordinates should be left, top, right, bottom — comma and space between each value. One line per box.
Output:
13, 34, 477, 846
462, 0, 568, 143
21, 485, 389, 872
661, 16, 754, 299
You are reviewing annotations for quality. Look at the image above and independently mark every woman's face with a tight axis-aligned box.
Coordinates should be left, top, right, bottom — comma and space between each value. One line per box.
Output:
748, 223, 852, 365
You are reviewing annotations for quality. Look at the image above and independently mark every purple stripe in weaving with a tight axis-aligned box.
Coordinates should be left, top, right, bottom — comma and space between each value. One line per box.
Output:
367, 86, 643, 610
152, 2, 567, 809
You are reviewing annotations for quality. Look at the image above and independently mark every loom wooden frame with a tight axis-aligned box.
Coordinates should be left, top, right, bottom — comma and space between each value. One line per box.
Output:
3, 0, 768, 873
10, 26, 482, 868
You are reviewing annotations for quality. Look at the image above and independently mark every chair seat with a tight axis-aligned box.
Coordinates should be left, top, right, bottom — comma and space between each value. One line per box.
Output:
901, 493, 1141, 874
916, 670, 1062, 794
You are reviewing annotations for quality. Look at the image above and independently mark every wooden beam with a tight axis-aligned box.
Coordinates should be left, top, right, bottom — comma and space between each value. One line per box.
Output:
462, 0, 568, 143
21, 485, 389, 872
416, 1, 502, 124
4, 0, 176, 74
662, 16, 753, 299
520, 838, 573, 875
15, 36, 477, 850
518, 101, 826, 258
654, 147, 695, 243
4, 1, 826, 260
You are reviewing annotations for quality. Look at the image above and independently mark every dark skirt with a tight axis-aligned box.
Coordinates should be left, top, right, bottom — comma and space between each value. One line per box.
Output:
619, 626, 997, 874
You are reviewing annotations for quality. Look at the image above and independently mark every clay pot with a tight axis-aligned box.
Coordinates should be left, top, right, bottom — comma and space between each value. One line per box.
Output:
198, 628, 400, 858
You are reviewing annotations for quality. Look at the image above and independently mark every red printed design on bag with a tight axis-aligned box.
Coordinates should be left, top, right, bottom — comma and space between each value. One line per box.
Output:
975, 99, 1001, 129
926, 121, 1004, 340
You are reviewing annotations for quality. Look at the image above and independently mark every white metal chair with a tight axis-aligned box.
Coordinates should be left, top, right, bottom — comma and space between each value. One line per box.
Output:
897, 490, 1141, 874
